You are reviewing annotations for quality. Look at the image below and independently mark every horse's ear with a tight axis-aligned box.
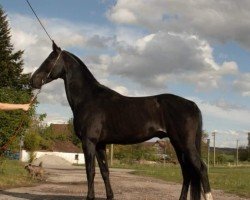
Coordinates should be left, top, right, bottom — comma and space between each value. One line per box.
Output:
52, 40, 61, 52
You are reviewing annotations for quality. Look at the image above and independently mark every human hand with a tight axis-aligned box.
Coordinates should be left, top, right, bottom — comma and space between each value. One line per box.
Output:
21, 104, 31, 111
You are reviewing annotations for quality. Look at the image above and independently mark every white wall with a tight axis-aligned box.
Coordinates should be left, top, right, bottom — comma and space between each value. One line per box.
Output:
21, 150, 85, 165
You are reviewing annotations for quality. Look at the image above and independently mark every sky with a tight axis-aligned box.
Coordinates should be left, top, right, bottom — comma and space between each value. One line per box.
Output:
1, 0, 249, 147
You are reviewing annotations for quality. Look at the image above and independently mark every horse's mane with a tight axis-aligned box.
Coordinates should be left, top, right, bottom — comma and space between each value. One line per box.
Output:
66, 51, 86, 67
65, 51, 97, 82
64, 51, 120, 95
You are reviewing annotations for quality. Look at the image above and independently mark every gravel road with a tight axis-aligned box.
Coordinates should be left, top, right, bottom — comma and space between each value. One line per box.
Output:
0, 164, 248, 200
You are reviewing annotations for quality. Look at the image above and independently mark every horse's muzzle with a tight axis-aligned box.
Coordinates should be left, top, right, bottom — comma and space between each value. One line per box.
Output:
30, 76, 42, 89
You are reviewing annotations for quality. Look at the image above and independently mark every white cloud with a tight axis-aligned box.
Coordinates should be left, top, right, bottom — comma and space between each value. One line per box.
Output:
107, 0, 167, 29
233, 73, 250, 97
203, 102, 249, 126
108, 8, 137, 24
212, 99, 244, 111
9, 13, 113, 73
188, 97, 250, 131
43, 113, 71, 125
93, 31, 238, 91
108, 0, 250, 48
106, 0, 250, 97
185, 96, 250, 147
210, 130, 248, 148
36, 80, 69, 106
11, 29, 37, 48
7, 11, 245, 99
136, 33, 155, 52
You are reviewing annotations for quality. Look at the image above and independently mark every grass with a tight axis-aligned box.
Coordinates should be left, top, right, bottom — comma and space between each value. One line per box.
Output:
0, 158, 34, 189
209, 166, 250, 197
113, 163, 250, 198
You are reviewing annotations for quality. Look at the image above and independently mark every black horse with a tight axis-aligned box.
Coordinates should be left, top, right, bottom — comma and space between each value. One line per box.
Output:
30, 42, 213, 200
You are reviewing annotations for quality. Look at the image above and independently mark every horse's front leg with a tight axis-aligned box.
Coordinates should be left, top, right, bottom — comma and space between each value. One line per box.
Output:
96, 144, 114, 200
83, 138, 96, 200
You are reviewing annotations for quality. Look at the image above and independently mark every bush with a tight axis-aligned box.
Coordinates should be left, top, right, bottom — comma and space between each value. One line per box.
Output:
23, 132, 41, 152
39, 138, 53, 150
239, 146, 250, 161
112, 144, 157, 164
216, 154, 227, 164
0, 157, 7, 174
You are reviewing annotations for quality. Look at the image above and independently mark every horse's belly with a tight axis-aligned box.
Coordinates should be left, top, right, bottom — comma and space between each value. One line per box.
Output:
100, 120, 167, 144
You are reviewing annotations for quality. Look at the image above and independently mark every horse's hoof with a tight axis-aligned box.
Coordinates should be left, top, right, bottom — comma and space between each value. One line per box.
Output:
107, 195, 114, 200
86, 197, 94, 200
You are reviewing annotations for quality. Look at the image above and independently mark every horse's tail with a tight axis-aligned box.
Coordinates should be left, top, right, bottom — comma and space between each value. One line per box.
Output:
190, 107, 202, 200
196, 109, 203, 156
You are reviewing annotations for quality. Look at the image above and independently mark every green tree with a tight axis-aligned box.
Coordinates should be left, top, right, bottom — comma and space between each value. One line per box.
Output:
23, 131, 41, 152
0, 6, 33, 152
238, 146, 249, 161
26, 113, 54, 150
113, 144, 157, 164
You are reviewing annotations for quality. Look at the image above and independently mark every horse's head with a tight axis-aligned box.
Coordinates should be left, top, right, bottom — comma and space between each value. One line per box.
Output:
30, 42, 65, 89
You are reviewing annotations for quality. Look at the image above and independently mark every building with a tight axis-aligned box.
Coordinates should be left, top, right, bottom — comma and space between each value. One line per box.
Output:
21, 123, 85, 165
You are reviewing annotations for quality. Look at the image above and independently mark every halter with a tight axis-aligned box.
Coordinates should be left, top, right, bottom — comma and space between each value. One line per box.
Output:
31, 50, 62, 103
44, 50, 62, 83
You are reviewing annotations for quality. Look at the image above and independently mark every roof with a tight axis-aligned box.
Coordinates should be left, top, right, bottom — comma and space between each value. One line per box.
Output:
50, 123, 81, 153
52, 140, 82, 153
50, 123, 72, 136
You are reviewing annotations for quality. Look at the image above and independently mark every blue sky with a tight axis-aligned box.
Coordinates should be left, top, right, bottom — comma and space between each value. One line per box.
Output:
1, 0, 250, 147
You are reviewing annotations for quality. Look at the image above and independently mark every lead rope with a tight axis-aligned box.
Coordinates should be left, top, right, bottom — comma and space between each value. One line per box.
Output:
0, 91, 38, 155
0, 50, 62, 156
25, 0, 53, 42
0, 0, 61, 156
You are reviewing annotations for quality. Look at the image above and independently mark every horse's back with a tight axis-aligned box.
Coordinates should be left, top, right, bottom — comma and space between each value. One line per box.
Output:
156, 93, 201, 117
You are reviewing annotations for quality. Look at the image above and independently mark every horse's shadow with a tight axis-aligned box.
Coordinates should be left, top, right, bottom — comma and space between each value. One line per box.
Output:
0, 190, 106, 200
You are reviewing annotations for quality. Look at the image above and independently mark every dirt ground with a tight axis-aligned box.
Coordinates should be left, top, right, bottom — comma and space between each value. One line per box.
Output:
0, 164, 249, 200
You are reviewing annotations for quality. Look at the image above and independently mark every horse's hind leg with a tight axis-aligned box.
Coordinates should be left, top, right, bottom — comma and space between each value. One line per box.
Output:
179, 157, 191, 200
185, 147, 212, 200
173, 145, 191, 200
96, 144, 114, 200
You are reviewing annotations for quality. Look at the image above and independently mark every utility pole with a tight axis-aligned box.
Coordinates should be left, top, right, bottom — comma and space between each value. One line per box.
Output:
236, 140, 239, 166
207, 138, 210, 172
248, 132, 250, 148
110, 144, 114, 167
248, 133, 250, 161
212, 132, 216, 167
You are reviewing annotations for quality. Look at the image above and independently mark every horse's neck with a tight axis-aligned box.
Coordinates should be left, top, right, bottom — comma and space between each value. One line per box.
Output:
63, 53, 98, 111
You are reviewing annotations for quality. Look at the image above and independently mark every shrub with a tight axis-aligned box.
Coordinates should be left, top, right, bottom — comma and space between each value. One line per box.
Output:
239, 146, 249, 161
23, 132, 41, 152
112, 144, 157, 164
28, 151, 37, 163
